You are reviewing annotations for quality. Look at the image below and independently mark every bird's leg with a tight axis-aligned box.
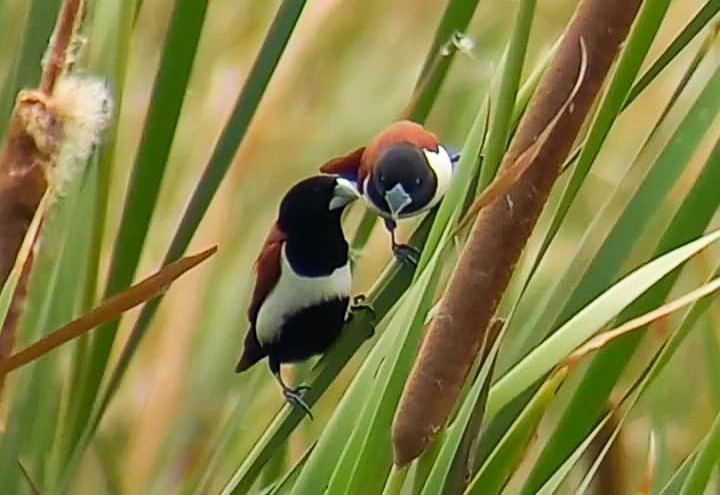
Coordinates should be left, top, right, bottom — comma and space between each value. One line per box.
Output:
270, 360, 313, 420
384, 218, 420, 266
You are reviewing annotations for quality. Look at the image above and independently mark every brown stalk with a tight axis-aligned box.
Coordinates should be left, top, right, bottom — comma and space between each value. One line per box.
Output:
40, 0, 84, 95
392, 0, 645, 466
590, 402, 625, 495
0, 0, 85, 370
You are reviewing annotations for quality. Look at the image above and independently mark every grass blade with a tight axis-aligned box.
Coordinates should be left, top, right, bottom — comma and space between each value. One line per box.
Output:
75, 0, 212, 448
488, 228, 720, 419
477, 0, 536, 188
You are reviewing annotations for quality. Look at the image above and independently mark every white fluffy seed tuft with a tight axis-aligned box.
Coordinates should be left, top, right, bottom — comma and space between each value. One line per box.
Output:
51, 75, 113, 196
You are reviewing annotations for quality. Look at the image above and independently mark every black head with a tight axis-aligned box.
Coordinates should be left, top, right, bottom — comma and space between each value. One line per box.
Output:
278, 175, 359, 236
367, 143, 438, 218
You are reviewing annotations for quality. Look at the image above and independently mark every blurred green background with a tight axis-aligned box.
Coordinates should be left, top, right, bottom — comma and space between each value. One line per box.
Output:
1, 0, 719, 493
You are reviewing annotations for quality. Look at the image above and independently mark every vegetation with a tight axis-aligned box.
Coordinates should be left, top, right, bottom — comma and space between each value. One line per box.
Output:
1, 0, 720, 494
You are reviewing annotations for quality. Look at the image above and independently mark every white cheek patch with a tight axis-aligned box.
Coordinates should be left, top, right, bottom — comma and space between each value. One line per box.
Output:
255, 249, 352, 345
423, 146, 454, 208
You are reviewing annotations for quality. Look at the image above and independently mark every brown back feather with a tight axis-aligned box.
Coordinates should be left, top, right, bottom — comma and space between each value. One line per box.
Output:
236, 222, 286, 372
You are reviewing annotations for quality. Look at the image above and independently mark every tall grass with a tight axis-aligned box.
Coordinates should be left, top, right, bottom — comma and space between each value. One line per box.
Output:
1, 0, 720, 494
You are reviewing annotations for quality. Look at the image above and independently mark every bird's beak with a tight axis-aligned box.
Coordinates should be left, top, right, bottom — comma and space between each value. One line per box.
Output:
329, 177, 360, 210
384, 183, 412, 219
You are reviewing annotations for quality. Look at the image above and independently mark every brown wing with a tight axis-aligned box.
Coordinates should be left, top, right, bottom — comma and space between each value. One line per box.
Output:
236, 223, 285, 372
248, 222, 285, 324
319, 147, 365, 181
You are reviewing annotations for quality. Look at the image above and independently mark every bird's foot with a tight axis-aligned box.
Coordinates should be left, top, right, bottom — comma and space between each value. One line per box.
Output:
347, 295, 376, 337
283, 386, 313, 420
352, 294, 367, 305
392, 243, 421, 267
351, 295, 375, 317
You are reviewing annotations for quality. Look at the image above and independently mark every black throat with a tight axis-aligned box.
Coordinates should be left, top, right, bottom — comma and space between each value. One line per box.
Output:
284, 218, 349, 277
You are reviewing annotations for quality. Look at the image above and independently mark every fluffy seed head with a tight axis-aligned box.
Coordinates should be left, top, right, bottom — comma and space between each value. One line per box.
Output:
50, 75, 113, 196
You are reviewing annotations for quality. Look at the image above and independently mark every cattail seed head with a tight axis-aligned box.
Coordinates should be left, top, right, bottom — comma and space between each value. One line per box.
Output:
50, 75, 113, 196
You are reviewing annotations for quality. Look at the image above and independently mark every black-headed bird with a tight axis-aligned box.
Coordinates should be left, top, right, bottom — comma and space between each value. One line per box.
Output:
319, 120, 458, 264
236, 175, 360, 418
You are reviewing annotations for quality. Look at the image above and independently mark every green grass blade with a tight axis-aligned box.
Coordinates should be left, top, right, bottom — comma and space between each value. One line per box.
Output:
657, 452, 697, 495
487, 228, 720, 419
218, 211, 439, 495
0, 0, 62, 132
627, 0, 720, 103
0, 172, 94, 491
268, 444, 314, 495
416, 96, 488, 273
321, 334, 408, 495
83, 0, 139, 308
293, 241, 450, 495
99, 0, 210, 317
61, 2, 311, 486
522, 51, 720, 359
92, 0, 309, 422
411, 0, 484, 122
478, 0, 536, 188
464, 368, 566, 495
506, 18, 715, 367
353, 0, 486, 258
522, 71, 720, 492
75, 0, 211, 438
533, 415, 612, 495
703, 325, 720, 411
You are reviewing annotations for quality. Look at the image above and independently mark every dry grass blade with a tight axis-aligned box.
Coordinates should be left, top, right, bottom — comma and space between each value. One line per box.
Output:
635, 431, 657, 495
0, 246, 216, 375
565, 276, 720, 368
40, 0, 85, 94
455, 38, 587, 234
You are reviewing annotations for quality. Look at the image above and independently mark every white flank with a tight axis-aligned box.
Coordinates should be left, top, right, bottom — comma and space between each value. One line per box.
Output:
422, 145, 454, 209
255, 247, 352, 345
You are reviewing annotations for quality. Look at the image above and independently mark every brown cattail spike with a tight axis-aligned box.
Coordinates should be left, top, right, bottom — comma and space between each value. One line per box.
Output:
392, 0, 646, 466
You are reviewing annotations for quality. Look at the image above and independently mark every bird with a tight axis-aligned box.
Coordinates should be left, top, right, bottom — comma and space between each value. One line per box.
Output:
319, 120, 458, 264
236, 174, 361, 418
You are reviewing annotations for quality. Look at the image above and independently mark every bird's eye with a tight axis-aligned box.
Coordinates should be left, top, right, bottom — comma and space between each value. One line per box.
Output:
415, 178, 422, 185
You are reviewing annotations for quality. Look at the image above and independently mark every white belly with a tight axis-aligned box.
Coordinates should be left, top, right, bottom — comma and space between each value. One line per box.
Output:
255, 249, 352, 345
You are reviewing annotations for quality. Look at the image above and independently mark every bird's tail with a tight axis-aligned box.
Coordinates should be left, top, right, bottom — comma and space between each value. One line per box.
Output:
236, 326, 266, 372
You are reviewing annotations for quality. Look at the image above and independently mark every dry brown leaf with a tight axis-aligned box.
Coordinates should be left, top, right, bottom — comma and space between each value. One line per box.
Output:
0, 246, 217, 375
454, 37, 588, 235
565, 276, 720, 368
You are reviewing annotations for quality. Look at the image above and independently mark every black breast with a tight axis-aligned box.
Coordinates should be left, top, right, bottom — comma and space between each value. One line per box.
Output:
284, 224, 349, 277
264, 297, 350, 364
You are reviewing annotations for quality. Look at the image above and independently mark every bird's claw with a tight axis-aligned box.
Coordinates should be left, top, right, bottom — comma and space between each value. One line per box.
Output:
283, 386, 313, 420
347, 295, 376, 337
392, 243, 421, 267
349, 295, 374, 317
